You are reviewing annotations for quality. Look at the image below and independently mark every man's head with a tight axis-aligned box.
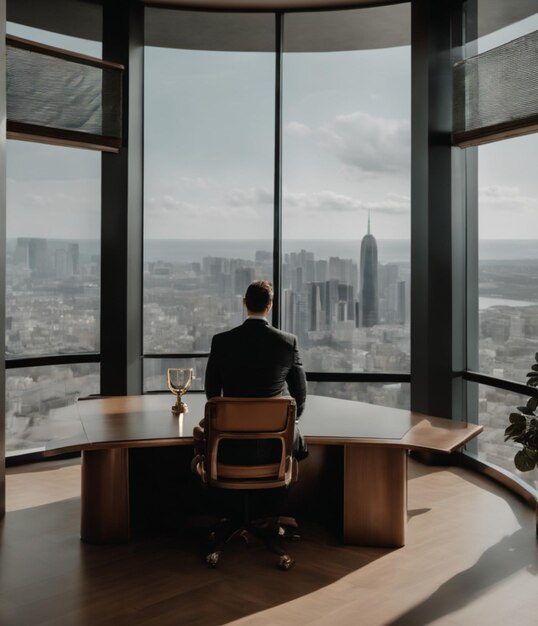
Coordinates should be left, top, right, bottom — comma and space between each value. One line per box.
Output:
244, 280, 273, 316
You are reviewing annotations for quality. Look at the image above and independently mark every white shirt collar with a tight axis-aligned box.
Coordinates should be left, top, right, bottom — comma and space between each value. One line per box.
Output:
246, 314, 267, 321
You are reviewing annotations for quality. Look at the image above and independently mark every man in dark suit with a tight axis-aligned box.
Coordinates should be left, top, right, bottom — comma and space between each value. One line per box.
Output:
203, 280, 308, 460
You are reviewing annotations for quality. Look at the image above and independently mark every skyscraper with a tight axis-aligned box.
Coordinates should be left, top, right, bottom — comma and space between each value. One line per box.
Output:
359, 214, 379, 327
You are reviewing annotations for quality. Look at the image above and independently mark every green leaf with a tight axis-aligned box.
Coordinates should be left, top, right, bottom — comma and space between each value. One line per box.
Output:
514, 449, 537, 472
527, 396, 538, 412
505, 423, 527, 439
509, 413, 526, 424
517, 405, 534, 415
527, 378, 538, 388
531, 364, 538, 372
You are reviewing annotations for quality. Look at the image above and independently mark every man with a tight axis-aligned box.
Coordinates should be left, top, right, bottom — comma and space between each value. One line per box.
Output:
204, 279, 308, 460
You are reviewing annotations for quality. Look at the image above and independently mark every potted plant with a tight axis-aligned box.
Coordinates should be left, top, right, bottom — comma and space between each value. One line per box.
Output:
504, 352, 538, 472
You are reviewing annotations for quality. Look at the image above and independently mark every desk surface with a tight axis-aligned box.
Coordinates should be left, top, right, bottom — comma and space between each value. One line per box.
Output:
45, 393, 482, 455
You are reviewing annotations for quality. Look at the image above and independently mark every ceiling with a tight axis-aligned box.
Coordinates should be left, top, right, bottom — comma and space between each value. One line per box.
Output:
6, 0, 538, 53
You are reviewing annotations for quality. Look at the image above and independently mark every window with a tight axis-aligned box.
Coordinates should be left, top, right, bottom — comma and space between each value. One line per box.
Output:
5, 14, 102, 456
144, 357, 207, 393
470, 384, 538, 491
144, 15, 275, 360
309, 381, 410, 410
6, 364, 99, 454
6, 141, 101, 358
477, 136, 538, 383
282, 7, 411, 377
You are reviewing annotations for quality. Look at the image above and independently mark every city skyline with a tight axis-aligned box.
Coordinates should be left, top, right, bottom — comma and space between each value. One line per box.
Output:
6, 231, 538, 491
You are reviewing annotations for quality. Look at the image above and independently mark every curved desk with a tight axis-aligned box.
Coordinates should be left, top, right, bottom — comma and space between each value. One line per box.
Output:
45, 394, 482, 547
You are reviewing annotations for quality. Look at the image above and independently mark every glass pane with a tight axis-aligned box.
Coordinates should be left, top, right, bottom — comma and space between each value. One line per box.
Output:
144, 15, 275, 354
308, 381, 410, 410
6, 363, 100, 455
475, 3, 538, 54
478, 134, 538, 383
7, 21, 102, 58
143, 357, 207, 393
6, 141, 101, 357
282, 7, 411, 373
471, 384, 538, 491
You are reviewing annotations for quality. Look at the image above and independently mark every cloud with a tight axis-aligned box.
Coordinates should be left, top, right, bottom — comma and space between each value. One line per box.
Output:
226, 187, 273, 207
220, 185, 409, 216
479, 185, 536, 210
319, 111, 410, 175
146, 191, 265, 221
283, 189, 409, 215
285, 121, 312, 137
288, 112, 410, 175
145, 194, 197, 216
6, 177, 101, 238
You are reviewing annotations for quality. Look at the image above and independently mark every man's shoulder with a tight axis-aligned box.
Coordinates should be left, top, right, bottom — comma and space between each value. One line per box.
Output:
266, 325, 297, 346
211, 324, 251, 345
209, 328, 232, 349
212, 323, 297, 346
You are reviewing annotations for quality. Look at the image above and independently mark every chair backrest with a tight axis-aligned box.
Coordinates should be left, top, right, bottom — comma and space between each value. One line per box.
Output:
201, 397, 297, 490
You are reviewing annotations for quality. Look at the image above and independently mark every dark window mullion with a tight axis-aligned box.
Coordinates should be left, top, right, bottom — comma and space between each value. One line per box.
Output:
272, 11, 283, 329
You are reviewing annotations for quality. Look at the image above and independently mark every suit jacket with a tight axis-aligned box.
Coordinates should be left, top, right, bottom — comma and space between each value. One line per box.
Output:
204, 318, 308, 460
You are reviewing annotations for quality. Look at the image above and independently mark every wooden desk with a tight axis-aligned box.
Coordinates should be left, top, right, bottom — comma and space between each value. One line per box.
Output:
46, 394, 482, 547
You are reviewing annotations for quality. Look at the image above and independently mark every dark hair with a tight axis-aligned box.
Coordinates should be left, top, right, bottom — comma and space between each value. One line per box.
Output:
245, 280, 273, 313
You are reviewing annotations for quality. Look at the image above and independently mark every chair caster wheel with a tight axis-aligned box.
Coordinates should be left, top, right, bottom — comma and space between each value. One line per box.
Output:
205, 552, 220, 568
278, 555, 295, 571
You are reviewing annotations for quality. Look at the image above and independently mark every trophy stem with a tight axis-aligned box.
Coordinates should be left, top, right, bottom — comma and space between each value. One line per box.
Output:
172, 396, 188, 415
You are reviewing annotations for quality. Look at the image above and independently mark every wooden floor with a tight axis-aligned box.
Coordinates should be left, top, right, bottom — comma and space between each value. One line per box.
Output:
1, 458, 537, 626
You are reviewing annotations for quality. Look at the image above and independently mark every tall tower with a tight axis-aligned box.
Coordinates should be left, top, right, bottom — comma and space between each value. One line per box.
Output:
359, 212, 378, 327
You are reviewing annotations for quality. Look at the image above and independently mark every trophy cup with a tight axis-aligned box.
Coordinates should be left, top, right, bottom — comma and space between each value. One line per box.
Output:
167, 368, 193, 415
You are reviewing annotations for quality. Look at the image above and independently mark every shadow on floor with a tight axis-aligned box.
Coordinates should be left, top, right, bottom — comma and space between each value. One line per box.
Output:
0, 497, 387, 626
387, 468, 538, 626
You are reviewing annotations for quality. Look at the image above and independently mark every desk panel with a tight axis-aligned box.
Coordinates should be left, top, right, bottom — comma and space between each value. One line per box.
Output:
44, 393, 483, 547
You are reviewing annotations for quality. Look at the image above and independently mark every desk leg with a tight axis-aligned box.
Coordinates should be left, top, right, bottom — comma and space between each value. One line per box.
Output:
81, 448, 130, 544
343, 446, 407, 548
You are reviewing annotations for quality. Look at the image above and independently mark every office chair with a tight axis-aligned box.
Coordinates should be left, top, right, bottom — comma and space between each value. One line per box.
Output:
192, 396, 299, 570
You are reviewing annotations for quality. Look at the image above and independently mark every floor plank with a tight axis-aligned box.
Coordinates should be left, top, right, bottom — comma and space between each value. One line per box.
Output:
1, 458, 537, 626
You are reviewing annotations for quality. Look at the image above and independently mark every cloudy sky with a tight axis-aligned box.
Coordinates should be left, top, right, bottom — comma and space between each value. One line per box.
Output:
6, 11, 538, 242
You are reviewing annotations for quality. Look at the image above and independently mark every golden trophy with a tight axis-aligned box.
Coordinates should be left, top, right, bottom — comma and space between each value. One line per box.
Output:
167, 368, 193, 415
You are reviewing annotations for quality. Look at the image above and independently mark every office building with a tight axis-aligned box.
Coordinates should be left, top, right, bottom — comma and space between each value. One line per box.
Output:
359, 216, 379, 327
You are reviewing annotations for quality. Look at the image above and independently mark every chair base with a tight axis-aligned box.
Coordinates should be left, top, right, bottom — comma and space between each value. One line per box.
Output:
202, 516, 299, 570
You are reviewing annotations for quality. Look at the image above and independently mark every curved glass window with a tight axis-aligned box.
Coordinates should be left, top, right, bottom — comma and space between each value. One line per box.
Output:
6, 363, 99, 454
282, 8, 411, 376
470, 384, 538, 491
7, 21, 102, 58
144, 357, 207, 393
478, 134, 538, 383
475, 2, 538, 53
144, 14, 275, 356
5, 11, 102, 458
309, 381, 409, 410
6, 141, 101, 358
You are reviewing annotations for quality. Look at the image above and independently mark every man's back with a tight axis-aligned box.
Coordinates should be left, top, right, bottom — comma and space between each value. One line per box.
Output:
205, 319, 306, 414
203, 279, 307, 460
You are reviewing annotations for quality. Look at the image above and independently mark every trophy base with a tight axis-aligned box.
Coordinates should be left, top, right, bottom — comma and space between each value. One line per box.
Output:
172, 402, 188, 415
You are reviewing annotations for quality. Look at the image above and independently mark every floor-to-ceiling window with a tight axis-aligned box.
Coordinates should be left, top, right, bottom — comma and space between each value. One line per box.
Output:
282, 5, 411, 407
464, 4, 538, 490
143, 11, 275, 392
142, 5, 412, 405
143, 5, 411, 407
5, 11, 102, 456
